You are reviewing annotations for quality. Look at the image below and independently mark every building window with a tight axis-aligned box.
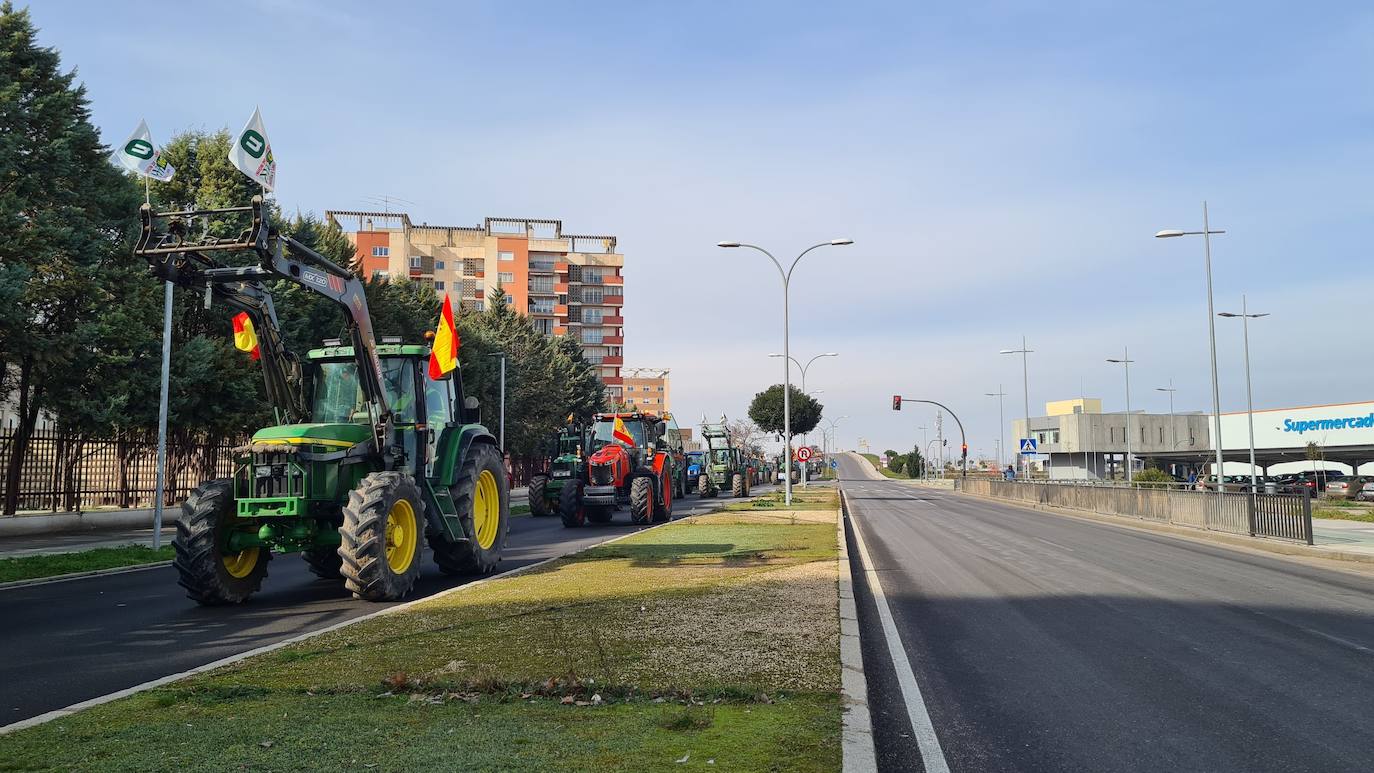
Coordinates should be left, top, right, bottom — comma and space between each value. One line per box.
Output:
498, 251, 514, 262
371, 246, 389, 257
498, 272, 515, 283
410, 257, 422, 269
584, 310, 603, 325
474, 300, 485, 312
434, 281, 445, 290
505, 295, 515, 305
657, 386, 664, 392
532, 318, 553, 335
529, 277, 554, 293
530, 299, 554, 314
435, 260, 445, 270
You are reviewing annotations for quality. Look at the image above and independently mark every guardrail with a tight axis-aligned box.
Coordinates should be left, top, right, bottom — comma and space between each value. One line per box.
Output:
956, 478, 1313, 545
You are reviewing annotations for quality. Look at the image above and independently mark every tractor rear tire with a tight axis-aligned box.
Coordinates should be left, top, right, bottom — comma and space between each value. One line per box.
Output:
339, 472, 424, 601
528, 475, 551, 517
302, 547, 343, 579
630, 475, 655, 525
655, 472, 673, 523
559, 479, 587, 528
173, 479, 271, 605
431, 442, 509, 576
731, 473, 745, 498
698, 475, 716, 498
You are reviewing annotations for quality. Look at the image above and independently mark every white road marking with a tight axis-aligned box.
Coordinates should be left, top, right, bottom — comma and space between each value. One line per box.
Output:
844, 489, 952, 773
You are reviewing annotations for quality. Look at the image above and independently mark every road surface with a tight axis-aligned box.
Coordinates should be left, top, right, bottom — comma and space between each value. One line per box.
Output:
0, 487, 765, 724
838, 454, 1374, 773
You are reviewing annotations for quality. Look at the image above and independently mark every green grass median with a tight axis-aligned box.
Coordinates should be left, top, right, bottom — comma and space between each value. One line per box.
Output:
0, 489, 842, 772
0, 544, 174, 584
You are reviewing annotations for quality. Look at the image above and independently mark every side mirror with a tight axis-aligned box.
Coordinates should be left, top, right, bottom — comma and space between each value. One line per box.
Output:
656, 421, 668, 440
464, 396, 480, 424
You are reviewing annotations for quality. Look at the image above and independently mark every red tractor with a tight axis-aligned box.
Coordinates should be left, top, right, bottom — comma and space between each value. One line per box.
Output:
558, 412, 678, 527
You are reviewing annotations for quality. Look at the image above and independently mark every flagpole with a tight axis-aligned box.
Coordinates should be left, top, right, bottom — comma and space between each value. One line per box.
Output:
152, 269, 173, 551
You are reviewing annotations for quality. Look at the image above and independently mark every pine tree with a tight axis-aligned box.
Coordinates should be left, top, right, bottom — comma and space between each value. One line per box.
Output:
0, 3, 141, 512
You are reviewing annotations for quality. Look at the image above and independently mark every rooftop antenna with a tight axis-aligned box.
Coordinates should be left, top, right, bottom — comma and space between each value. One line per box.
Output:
359, 194, 416, 214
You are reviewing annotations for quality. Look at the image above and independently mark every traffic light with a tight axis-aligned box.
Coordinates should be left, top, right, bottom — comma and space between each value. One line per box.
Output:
892, 395, 902, 411
961, 443, 968, 458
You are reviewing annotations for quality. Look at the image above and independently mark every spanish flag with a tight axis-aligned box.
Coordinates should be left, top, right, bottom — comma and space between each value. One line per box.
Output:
612, 416, 635, 447
428, 295, 459, 379
232, 312, 260, 361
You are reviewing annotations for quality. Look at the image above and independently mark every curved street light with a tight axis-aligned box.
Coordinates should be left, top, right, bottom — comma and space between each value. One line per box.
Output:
721, 240, 853, 504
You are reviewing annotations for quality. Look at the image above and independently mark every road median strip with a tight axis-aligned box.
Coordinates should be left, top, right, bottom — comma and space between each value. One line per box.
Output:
0, 489, 843, 771
0, 545, 175, 586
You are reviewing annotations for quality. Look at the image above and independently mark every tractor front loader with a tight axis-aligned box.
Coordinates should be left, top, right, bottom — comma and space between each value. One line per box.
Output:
138, 196, 509, 605
697, 419, 750, 498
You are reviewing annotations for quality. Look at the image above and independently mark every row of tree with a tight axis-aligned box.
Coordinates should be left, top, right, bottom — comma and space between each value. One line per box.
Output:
0, 6, 604, 510
884, 448, 928, 478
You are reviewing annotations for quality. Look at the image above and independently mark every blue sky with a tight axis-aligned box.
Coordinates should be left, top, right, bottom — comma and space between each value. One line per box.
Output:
30, 0, 1374, 459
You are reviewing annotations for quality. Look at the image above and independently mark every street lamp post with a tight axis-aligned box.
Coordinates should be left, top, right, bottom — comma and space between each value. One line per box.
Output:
1155, 380, 1177, 451
999, 338, 1033, 478
1107, 348, 1135, 483
1156, 204, 1227, 501
1220, 296, 1269, 495
985, 386, 1007, 469
720, 240, 852, 505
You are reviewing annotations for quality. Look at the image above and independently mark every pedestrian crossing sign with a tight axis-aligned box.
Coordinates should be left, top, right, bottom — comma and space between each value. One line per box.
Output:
1019, 438, 1037, 455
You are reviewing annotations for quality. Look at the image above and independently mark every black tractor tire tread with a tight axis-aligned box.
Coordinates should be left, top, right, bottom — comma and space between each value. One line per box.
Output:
172, 479, 270, 606
559, 479, 587, 528
698, 475, 716, 498
528, 475, 551, 517
338, 472, 424, 601
630, 475, 654, 524
731, 473, 745, 498
430, 442, 509, 576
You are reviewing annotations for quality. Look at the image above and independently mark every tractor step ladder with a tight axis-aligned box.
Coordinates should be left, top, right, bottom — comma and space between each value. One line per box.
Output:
426, 484, 469, 542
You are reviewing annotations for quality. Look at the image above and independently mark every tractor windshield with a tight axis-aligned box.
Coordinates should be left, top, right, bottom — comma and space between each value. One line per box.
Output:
711, 449, 732, 465
591, 418, 646, 449
312, 359, 417, 424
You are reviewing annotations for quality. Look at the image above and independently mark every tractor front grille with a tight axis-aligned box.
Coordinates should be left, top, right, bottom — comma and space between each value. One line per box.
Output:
249, 452, 300, 498
590, 463, 614, 486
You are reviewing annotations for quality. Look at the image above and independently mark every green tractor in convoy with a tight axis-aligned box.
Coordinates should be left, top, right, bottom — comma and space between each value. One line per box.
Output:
138, 196, 509, 605
697, 419, 751, 498
527, 423, 589, 518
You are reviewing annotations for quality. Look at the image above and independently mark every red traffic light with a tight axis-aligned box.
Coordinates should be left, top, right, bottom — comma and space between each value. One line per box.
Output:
961, 443, 968, 457
892, 395, 902, 411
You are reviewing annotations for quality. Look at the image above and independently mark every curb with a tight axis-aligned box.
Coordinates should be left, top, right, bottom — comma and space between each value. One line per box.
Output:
0, 560, 173, 592
0, 514, 668, 737
838, 492, 878, 772
954, 490, 1374, 569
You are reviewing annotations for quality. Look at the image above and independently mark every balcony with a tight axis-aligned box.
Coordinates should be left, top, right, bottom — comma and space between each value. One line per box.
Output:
603, 294, 624, 306
554, 304, 568, 316
554, 282, 568, 293
603, 274, 624, 285
554, 325, 567, 335
602, 376, 624, 386
604, 315, 624, 325
602, 355, 624, 366
554, 262, 570, 273
602, 335, 624, 345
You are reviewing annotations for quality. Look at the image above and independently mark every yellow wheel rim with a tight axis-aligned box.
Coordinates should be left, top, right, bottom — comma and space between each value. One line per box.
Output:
474, 469, 500, 550
385, 498, 419, 574
222, 547, 260, 579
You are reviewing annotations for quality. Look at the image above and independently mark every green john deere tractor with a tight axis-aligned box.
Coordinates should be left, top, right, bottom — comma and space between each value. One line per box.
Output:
138, 196, 509, 605
527, 424, 589, 517
697, 419, 750, 498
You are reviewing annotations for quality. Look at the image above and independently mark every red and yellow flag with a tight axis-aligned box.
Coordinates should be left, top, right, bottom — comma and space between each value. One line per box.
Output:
428, 295, 459, 379
612, 416, 635, 447
232, 312, 260, 361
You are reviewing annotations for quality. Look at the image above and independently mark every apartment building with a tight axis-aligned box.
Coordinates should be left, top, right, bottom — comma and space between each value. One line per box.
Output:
622, 368, 670, 414
324, 210, 626, 401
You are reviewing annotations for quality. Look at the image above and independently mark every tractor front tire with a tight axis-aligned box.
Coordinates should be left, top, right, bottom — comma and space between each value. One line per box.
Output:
431, 442, 510, 576
630, 475, 656, 525
559, 479, 587, 528
339, 472, 424, 601
528, 475, 551, 517
656, 472, 673, 523
173, 479, 270, 606
698, 475, 716, 498
302, 547, 343, 580
731, 472, 745, 498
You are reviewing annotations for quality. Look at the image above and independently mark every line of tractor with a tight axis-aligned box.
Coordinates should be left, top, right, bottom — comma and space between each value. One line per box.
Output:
526, 414, 774, 527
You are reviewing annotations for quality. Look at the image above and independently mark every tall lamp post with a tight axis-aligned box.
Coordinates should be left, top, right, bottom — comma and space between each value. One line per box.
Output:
1219, 297, 1269, 495
1107, 348, 1135, 483
823, 415, 848, 467
720, 239, 853, 505
985, 386, 1007, 469
1156, 204, 1227, 501
1155, 380, 1177, 450
999, 337, 1033, 478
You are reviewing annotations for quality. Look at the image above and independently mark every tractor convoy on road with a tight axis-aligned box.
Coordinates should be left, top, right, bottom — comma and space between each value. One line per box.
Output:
138, 196, 819, 607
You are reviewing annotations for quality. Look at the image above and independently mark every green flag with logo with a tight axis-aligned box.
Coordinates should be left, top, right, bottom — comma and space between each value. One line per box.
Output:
110, 119, 175, 182
229, 106, 276, 191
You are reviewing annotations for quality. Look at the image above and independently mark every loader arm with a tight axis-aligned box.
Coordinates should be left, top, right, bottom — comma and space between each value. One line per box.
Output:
136, 196, 397, 458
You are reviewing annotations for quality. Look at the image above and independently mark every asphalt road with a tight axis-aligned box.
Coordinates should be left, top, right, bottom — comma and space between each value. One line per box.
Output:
837, 454, 1374, 773
0, 487, 766, 724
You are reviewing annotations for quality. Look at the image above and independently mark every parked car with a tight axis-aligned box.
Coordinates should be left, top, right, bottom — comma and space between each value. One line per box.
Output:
1285, 470, 1344, 495
1357, 482, 1374, 502
1324, 476, 1366, 500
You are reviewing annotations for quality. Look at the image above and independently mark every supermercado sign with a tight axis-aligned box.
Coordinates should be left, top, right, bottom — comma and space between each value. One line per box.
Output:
1217, 401, 1374, 450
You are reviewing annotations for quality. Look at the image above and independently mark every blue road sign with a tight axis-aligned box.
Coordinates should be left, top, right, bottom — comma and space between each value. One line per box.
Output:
830, 459, 839, 469
1019, 438, 1038, 455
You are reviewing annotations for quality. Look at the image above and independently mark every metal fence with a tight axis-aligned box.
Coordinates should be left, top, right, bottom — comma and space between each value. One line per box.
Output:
957, 478, 1313, 545
0, 428, 241, 514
